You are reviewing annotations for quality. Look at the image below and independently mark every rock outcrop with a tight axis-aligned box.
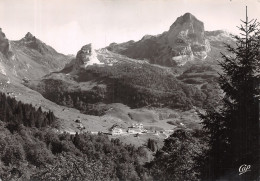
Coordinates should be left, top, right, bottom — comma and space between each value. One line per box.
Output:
0, 28, 14, 59
72, 43, 103, 70
24, 32, 35, 41
166, 13, 211, 65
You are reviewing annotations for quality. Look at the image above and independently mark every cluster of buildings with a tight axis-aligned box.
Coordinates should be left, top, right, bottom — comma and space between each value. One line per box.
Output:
111, 123, 147, 135
110, 123, 175, 139
71, 118, 175, 138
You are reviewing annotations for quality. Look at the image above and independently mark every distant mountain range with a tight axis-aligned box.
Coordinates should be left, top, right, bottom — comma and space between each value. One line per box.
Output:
107, 13, 234, 67
23, 13, 233, 116
0, 12, 235, 137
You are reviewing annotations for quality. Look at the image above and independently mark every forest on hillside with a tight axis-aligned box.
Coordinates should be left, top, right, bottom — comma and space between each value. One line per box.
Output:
0, 93, 55, 128
0, 93, 149, 180
0, 93, 205, 181
37, 62, 220, 116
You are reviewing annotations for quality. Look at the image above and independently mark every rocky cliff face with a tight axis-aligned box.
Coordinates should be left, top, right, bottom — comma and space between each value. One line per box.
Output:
0, 28, 14, 59
107, 13, 211, 66
66, 44, 103, 71
164, 13, 211, 65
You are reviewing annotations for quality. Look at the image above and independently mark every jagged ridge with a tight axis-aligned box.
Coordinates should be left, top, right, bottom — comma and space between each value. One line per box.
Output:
0, 29, 71, 80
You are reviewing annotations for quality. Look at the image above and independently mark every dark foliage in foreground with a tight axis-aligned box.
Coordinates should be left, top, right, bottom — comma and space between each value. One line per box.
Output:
196, 14, 260, 180
0, 93, 55, 128
0, 93, 150, 180
146, 129, 205, 181
0, 122, 149, 180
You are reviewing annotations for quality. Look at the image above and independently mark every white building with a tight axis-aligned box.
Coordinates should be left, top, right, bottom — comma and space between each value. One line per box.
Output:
127, 128, 143, 134
111, 127, 123, 135
132, 123, 143, 129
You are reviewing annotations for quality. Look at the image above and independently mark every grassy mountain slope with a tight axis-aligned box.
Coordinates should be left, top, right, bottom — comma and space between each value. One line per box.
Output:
0, 30, 71, 82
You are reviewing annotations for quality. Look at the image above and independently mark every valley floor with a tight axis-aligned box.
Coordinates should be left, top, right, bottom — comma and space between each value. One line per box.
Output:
0, 75, 201, 147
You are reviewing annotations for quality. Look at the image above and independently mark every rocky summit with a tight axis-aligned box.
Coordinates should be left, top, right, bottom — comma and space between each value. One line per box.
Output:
107, 13, 212, 66
18, 32, 59, 55
24, 32, 34, 39
69, 43, 103, 71
165, 13, 211, 65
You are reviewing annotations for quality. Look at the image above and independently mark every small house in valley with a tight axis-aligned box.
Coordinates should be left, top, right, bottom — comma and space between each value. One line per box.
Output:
111, 127, 123, 135
127, 127, 143, 134
132, 123, 143, 129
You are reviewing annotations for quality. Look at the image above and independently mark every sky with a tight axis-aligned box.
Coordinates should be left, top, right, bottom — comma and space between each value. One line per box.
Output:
0, 0, 260, 55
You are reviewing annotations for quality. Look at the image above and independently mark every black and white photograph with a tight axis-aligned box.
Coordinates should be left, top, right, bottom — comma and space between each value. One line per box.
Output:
0, 0, 259, 180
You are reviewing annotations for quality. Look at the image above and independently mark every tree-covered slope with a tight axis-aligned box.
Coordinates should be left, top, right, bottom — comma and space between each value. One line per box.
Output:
0, 93, 150, 180
26, 53, 220, 115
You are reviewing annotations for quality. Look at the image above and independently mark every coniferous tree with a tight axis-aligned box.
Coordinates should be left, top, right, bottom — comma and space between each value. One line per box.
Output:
29, 112, 35, 127
0, 93, 56, 128
197, 8, 260, 180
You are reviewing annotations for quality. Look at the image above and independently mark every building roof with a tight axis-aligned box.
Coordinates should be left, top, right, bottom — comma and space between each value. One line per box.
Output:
112, 127, 122, 131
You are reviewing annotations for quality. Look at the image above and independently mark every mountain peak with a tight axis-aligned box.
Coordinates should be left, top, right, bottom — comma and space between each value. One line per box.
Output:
164, 13, 210, 65
18, 32, 59, 55
0, 27, 7, 40
166, 12, 205, 47
24, 32, 35, 40
72, 43, 102, 70
76, 43, 92, 61
170, 12, 204, 31
182, 12, 195, 20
